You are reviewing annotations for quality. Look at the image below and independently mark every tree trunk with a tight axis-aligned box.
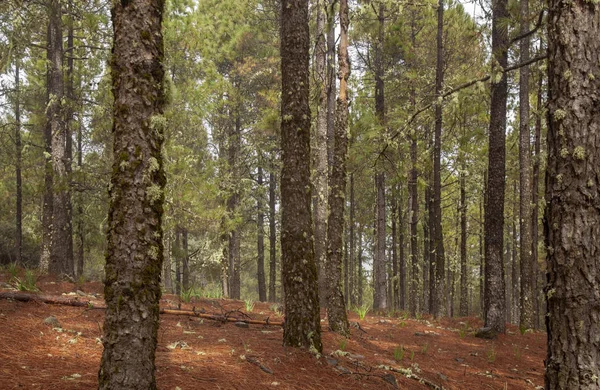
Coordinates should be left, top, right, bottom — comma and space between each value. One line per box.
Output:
459, 171, 468, 317
391, 189, 398, 310
98, 0, 166, 386
268, 168, 277, 302
175, 227, 181, 296
518, 0, 534, 330
409, 135, 419, 316
48, 0, 73, 277
432, 0, 446, 319
163, 231, 172, 294
314, 0, 329, 309
325, 0, 350, 334
280, 0, 322, 352
399, 189, 406, 311
512, 181, 519, 324
228, 112, 241, 300
374, 172, 387, 310
422, 186, 429, 313
14, 57, 22, 265
182, 227, 189, 293
257, 166, 267, 302
349, 173, 355, 306
545, 1, 600, 386
531, 60, 542, 329
483, 0, 508, 335
357, 226, 363, 306
479, 171, 485, 316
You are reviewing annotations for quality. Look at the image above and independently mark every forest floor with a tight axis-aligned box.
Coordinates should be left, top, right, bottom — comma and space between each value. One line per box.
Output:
0, 270, 546, 390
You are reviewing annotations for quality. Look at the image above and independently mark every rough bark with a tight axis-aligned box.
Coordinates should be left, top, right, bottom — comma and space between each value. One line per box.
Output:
268, 168, 277, 302
422, 186, 429, 313
512, 181, 519, 323
48, 0, 73, 277
391, 189, 399, 310
14, 58, 22, 265
459, 171, 468, 317
257, 166, 267, 302
280, 0, 322, 352
325, 0, 350, 335
182, 227, 189, 293
228, 113, 241, 300
163, 231, 172, 293
175, 227, 181, 296
76, 89, 84, 278
399, 189, 406, 311
409, 135, 419, 316
326, 0, 336, 169
314, 0, 329, 310
357, 227, 363, 306
374, 172, 387, 310
518, 0, 534, 330
432, 0, 446, 319
531, 62, 542, 329
479, 172, 485, 316
98, 0, 166, 387
545, 1, 600, 387
483, 0, 508, 335
349, 173, 355, 306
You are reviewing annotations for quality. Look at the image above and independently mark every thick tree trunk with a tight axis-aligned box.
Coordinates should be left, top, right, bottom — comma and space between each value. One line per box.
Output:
512, 181, 519, 324
182, 227, 189, 293
531, 63, 542, 329
518, 0, 534, 330
76, 98, 84, 278
257, 166, 267, 302
349, 173, 355, 306
479, 172, 485, 316
432, 0, 446, 319
459, 171, 468, 317
314, 0, 329, 309
374, 172, 387, 310
325, 0, 350, 334
268, 168, 277, 302
14, 58, 22, 265
280, 0, 322, 352
545, 1, 600, 387
399, 191, 406, 311
98, 0, 166, 387
326, 0, 336, 169
48, 0, 73, 277
483, 0, 508, 335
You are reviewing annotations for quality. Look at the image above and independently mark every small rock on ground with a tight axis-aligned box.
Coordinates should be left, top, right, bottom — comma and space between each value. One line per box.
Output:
44, 316, 61, 328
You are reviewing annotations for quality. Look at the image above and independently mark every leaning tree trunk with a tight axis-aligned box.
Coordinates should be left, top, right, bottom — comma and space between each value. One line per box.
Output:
518, 0, 534, 330
545, 0, 600, 387
483, 0, 508, 335
98, 0, 166, 387
325, 0, 350, 335
280, 0, 322, 353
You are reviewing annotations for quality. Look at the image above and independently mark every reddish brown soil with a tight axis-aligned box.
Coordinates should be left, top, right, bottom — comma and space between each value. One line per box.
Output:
0, 271, 545, 389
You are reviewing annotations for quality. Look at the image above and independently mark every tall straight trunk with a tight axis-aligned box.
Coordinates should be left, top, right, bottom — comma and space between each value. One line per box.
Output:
545, 0, 600, 385
326, 0, 335, 169
459, 171, 468, 317
391, 189, 398, 310
479, 171, 486, 316
65, 4, 75, 274
98, 0, 166, 385
314, 0, 329, 308
76, 107, 84, 277
399, 190, 406, 310
280, 0, 322, 352
432, 0, 446, 319
268, 169, 277, 302
357, 227, 363, 306
374, 172, 387, 310
372, 2, 387, 312
257, 166, 267, 302
163, 231, 172, 293
409, 137, 419, 316
518, 0, 533, 329
182, 227, 189, 292
48, 0, 73, 277
422, 187, 429, 313
175, 228, 181, 296
14, 58, 22, 265
512, 181, 519, 323
428, 184, 436, 313
531, 61, 542, 329
349, 173, 355, 306
228, 112, 241, 300
505, 222, 512, 324
483, 0, 508, 335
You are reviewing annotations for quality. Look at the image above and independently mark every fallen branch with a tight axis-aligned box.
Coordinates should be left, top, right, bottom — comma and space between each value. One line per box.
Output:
0, 291, 284, 327
378, 365, 446, 390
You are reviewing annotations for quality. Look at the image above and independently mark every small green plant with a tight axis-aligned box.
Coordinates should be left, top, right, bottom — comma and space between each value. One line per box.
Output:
338, 338, 347, 351
244, 299, 255, 312
269, 304, 283, 316
519, 323, 529, 335
410, 350, 415, 361
512, 344, 522, 360
180, 288, 194, 303
354, 304, 370, 320
393, 345, 405, 362
421, 342, 429, 354
76, 274, 86, 289
201, 283, 223, 299
459, 322, 470, 338
487, 345, 497, 363
399, 321, 406, 328
12, 269, 39, 292
7, 262, 18, 278
415, 312, 422, 321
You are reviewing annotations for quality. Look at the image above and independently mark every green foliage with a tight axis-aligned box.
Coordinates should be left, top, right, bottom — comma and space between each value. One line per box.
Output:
338, 338, 348, 351
12, 269, 39, 292
393, 345, 405, 362
486, 346, 497, 363
421, 342, 429, 354
353, 304, 370, 320
244, 299, 255, 312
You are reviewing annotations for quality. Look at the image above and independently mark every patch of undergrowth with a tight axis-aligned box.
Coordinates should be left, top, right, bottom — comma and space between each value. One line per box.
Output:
353, 303, 370, 320
12, 269, 39, 292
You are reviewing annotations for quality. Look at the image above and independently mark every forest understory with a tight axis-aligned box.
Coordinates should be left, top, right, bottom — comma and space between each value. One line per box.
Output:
0, 270, 545, 390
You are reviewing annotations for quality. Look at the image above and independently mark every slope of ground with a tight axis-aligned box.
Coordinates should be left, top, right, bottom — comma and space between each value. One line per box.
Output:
0, 271, 545, 389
